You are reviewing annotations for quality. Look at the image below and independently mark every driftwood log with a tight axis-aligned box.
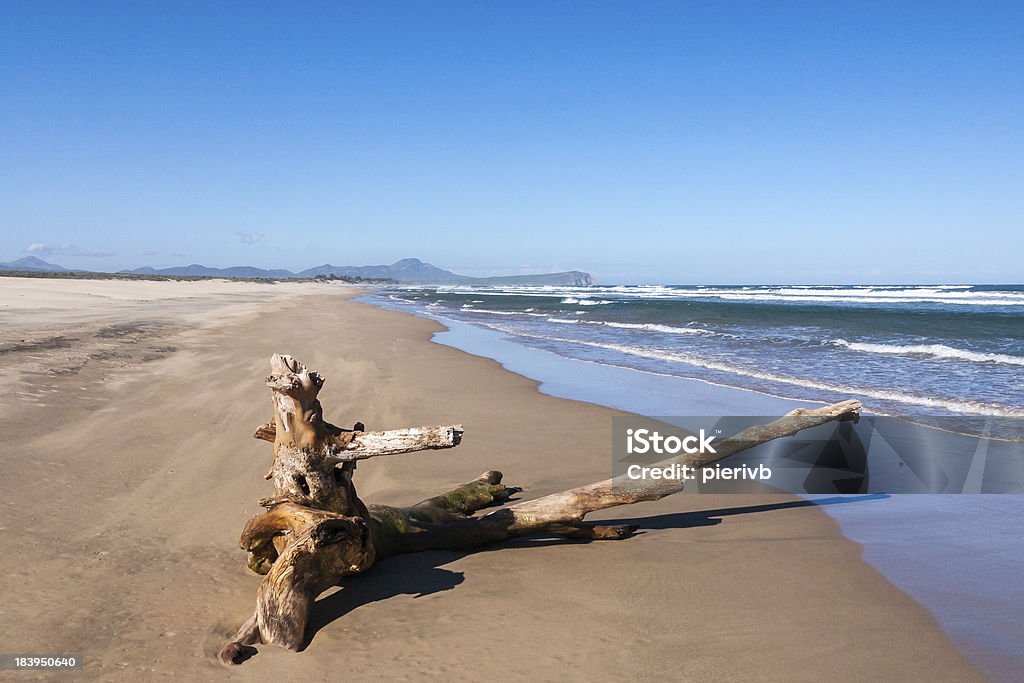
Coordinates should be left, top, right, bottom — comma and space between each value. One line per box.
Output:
220, 354, 862, 664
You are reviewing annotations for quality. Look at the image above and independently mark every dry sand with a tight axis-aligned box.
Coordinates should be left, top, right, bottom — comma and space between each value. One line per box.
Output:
0, 277, 985, 680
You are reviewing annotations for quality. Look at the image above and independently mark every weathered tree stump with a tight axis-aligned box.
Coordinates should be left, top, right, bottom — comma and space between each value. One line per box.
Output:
220, 354, 861, 664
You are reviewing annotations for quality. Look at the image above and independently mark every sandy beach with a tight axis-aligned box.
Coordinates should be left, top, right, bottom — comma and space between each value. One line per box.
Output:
0, 277, 985, 681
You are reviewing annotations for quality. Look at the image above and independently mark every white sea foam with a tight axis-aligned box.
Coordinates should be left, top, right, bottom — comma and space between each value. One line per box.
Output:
561, 297, 613, 305
602, 321, 711, 335
464, 308, 547, 317
590, 340, 1024, 416
548, 320, 714, 335
831, 339, 1024, 367
428, 284, 1024, 307
473, 324, 1024, 417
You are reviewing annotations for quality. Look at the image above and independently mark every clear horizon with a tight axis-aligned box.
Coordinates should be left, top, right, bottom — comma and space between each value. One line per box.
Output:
7, 253, 1024, 287
2, 2, 1022, 284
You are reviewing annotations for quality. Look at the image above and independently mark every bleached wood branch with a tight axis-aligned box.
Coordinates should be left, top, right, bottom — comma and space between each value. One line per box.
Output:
254, 422, 464, 460
328, 425, 464, 460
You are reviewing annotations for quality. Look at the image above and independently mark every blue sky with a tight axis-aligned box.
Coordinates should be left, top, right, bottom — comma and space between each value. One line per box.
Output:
2, 1, 1022, 283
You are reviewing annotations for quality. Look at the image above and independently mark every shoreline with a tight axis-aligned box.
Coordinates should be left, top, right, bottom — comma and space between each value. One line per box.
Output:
0, 279, 985, 680
362, 292, 1024, 679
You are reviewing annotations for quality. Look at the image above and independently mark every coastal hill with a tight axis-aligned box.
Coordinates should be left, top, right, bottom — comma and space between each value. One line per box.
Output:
0, 256, 595, 286
294, 259, 595, 285
0, 256, 70, 272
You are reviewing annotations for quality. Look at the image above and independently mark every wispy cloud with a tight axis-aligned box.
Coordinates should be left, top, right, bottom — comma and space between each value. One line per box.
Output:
236, 231, 264, 245
26, 242, 115, 258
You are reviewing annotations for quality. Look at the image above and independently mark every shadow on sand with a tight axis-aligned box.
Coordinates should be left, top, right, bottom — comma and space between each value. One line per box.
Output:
303, 493, 888, 648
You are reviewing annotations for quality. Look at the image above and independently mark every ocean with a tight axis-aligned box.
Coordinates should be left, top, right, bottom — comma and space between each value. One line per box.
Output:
365, 283, 1024, 680
379, 284, 1024, 432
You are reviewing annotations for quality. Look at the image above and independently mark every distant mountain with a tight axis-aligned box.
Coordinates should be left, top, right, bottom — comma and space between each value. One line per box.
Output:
124, 258, 596, 285
296, 258, 469, 283
0, 256, 69, 272
1, 255, 593, 285
129, 264, 296, 279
